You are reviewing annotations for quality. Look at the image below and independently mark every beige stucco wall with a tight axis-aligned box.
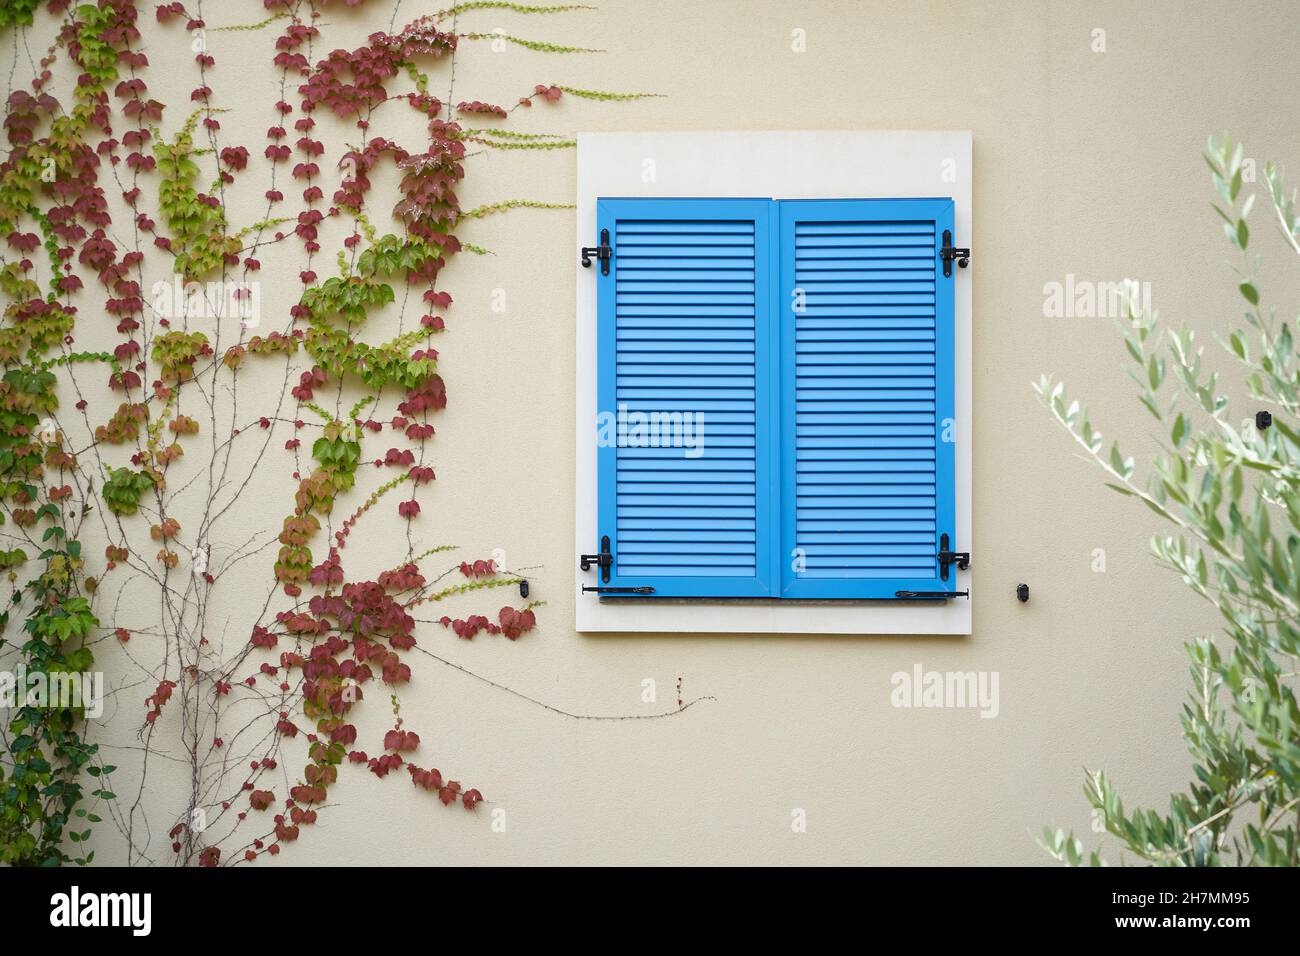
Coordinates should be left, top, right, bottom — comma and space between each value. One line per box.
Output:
9, 0, 1299, 866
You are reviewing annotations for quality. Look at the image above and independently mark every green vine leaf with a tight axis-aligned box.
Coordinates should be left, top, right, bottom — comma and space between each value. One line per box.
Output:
462, 31, 602, 53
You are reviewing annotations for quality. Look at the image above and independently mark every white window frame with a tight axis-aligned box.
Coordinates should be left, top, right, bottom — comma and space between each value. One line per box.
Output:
575, 131, 972, 634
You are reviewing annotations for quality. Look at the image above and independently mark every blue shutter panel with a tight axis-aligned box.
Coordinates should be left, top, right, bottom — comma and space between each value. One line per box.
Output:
596, 199, 776, 597
778, 199, 956, 598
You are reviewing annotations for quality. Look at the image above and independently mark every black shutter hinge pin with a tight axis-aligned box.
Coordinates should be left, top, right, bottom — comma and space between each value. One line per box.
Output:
581, 228, 612, 276
938, 550, 971, 574
940, 229, 970, 278
579, 534, 613, 583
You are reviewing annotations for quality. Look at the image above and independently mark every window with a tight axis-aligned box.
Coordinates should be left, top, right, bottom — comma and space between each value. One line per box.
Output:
591, 195, 958, 600
574, 130, 972, 635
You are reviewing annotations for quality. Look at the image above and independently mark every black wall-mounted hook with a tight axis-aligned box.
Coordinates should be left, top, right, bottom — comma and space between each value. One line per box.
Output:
1016, 583, 1029, 603
1256, 410, 1273, 431
581, 228, 612, 276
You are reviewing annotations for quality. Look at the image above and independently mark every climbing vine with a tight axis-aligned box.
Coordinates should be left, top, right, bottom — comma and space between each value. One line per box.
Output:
0, 0, 657, 866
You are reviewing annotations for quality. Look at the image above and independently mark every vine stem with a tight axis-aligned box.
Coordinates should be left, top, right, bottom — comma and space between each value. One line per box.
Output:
411, 643, 715, 721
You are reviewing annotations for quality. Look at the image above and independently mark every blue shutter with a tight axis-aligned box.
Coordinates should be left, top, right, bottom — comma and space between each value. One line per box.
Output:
595, 198, 777, 597
777, 199, 956, 598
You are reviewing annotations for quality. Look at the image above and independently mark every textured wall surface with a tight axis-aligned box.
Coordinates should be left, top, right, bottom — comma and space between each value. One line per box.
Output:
8, 0, 1298, 866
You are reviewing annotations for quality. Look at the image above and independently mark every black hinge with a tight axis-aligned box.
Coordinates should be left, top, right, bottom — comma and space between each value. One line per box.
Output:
940, 229, 970, 278
579, 534, 613, 583
581, 228, 612, 276
937, 532, 970, 581
582, 585, 656, 595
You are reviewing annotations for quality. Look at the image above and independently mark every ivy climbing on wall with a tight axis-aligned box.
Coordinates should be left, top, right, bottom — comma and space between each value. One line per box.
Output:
0, 0, 660, 866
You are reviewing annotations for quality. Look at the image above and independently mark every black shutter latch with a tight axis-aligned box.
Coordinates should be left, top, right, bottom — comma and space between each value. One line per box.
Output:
579, 534, 613, 583
940, 229, 970, 278
581, 228, 612, 275
895, 589, 969, 600
937, 533, 970, 581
